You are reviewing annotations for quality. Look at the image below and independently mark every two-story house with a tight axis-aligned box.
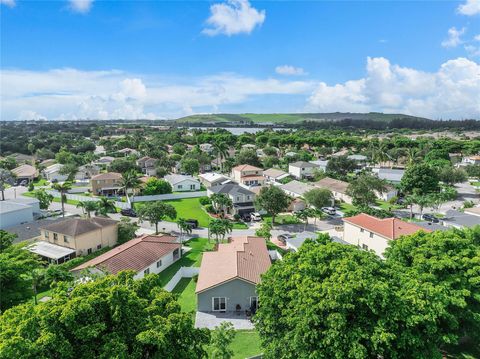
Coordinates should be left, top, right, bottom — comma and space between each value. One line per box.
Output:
136, 156, 158, 176
91, 172, 123, 196
231, 164, 265, 187
208, 183, 256, 216
288, 161, 319, 179
43, 163, 69, 182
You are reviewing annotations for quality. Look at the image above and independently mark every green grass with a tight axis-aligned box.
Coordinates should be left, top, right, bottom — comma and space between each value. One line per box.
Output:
339, 203, 358, 213
23, 191, 81, 206
232, 222, 248, 229
36, 289, 52, 301
172, 277, 196, 313
32, 178, 49, 187
157, 237, 213, 286
471, 181, 480, 187
263, 214, 300, 225
229, 330, 263, 359
376, 201, 402, 210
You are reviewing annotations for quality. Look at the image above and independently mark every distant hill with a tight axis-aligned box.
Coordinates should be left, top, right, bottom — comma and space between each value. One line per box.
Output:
175, 112, 430, 125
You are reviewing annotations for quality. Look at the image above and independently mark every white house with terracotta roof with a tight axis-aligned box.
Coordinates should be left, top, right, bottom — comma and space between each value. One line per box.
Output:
71, 234, 181, 279
196, 236, 271, 313
231, 164, 265, 187
342, 213, 430, 257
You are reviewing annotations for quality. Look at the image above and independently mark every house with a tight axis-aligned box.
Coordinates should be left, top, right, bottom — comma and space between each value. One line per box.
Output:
5, 217, 69, 243
279, 180, 313, 198
287, 198, 306, 213
91, 172, 123, 196
200, 143, 214, 153
461, 155, 480, 165
342, 213, 430, 257
309, 160, 328, 173
117, 148, 139, 156
241, 144, 256, 150
208, 183, 256, 216
198, 172, 231, 189
43, 163, 68, 182
196, 236, 271, 313
93, 156, 116, 166
372, 168, 405, 184
136, 156, 158, 176
442, 210, 480, 229
71, 234, 181, 279
288, 161, 319, 179
285, 231, 349, 252
375, 184, 398, 202
94, 145, 106, 155
32, 217, 118, 263
0, 198, 40, 229
40, 159, 56, 168
231, 164, 265, 187
263, 168, 289, 184
11, 164, 38, 183
75, 164, 100, 181
347, 154, 368, 162
314, 177, 352, 204
164, 174, 201, 192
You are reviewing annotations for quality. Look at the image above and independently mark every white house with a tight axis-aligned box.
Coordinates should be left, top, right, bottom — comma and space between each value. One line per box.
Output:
43, 163, 68, 182
71, 234, 181, 279
200, 143, 214, 153
313, 177, 352, 204
372, 168, 405, 184
198, 172, 231, 189
375, 184, 398, 202
263, 168, 289, 184
342, 213, 430, 257
164, 174, 201, 192
461, 155, 480, 165
75, 164, 100, 181
0, 199, 40, 229
309, 160, 328, 173
288, 161, 319, 179
279, 180, 313, 198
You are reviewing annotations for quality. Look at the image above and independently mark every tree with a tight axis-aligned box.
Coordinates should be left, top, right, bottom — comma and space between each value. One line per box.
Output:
346, 173, 388, 207
177, 218, 192, 243
59, 162, 79, 181
33, 188, 54, 210
117, 217, 139, 244
0, 230, 16, 252
96, 197, 117, 216
52, 181, 72, 217
400, 163, 440, 196
120, 170, 141, 206
438, 166, 467, 185
208, 322, 235, 359
254, 234, 451, 359
137, 201, 177, 234
0, 169, 15, 201
213, 141, 229, 172
109, 157, 140, 174
142, 178, 172, 195
255, 221, 272, 242
235, 148, 261, 167
326, 156, 357, 178
210, 193, 233, 218
255, 186, 290, 224
0, 273, 210, 358
180, 158, 200, 175
294, 209, 312, 231
208, 219, 233, 244
76, 200, 98, 218
303, 188, 332, 209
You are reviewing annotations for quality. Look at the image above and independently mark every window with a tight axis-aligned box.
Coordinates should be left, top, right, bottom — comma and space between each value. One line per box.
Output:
369, 232, 374, 238
53, 233, 58, 241
362, 244, 369, 250
44, 231, 49, 239
144, 268, 150, 275
178, 185, 183, 189
156, 260, 162, 268
236, 196, 240, 201
190, 184, 196, 190
212, 297, 226, 311
246, 195, 250, 200
360, 228, 364, 233
250, 296, 259, 310
97, 244, 102, 250
87, 248, 92, 255
63, 235, 69, 243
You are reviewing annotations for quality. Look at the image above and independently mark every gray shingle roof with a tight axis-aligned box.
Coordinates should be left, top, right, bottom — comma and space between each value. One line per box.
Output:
210, 183, 255, 196
290, 161, 318, 168
40, 217, 118, 237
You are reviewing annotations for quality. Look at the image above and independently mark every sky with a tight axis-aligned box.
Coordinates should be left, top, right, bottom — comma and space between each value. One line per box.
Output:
1, 0, 479, 121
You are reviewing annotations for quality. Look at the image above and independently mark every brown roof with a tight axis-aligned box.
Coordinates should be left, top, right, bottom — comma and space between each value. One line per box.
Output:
232, 164, 263, 172
196, 236, 271, 293
12, 164, 38, 178
72, 234, 180, 274
263, 168, 287, 178
91, 172, 122, 180
343, 213, 430, 240
314, 177, 349, 194
40, 217, 118, 237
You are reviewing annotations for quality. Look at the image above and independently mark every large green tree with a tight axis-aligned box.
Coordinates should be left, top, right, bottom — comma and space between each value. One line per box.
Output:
326, 156, 357, 178
137, 201, 177, 234
303, 188, 333, 209
0, 273, 209, 358
400, 163, 440, 196
346, 173, 388, 207
33, 188, 54, 210
255, 186, 290, 224
142, 178, 172, 195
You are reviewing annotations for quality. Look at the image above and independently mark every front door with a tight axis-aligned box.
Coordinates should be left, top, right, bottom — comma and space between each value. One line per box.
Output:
250, 296, 259, 312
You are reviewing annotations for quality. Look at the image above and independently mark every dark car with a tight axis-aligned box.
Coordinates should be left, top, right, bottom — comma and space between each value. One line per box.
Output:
241, 213, 251, 222
19, 180, 28, 186
422, 213, 439, 223
120, 208, 137, 217
185, 219, 199, 229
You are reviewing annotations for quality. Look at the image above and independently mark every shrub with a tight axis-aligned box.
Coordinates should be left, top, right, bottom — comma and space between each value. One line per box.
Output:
204, 204, 215, 213
199, 196, 211, 206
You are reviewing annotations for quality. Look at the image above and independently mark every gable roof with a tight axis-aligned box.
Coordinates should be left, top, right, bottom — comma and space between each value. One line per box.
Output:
343, 213, 429, 240
40, 217, 118, 237
372, 168, 405, 182
196, 236, 271, 293
91, 172, 122, 180
314, 177, 349, 194
263, 168, 288, 178
290, 161, 318, 168
280, 180, 313, 196
164, 174, 199, 185
198, 172, 229, 183
232, 164, 262, 172
72, 234, 180, 274
210, 183, 255, 196
12, 164, 37, 177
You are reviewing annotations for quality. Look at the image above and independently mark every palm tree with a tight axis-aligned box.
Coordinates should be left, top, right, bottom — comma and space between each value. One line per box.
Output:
96, 197, 116, 216
213, 141, 229, 173
406, 148, 422, 167
177, 218, 192, 243
208, 219, 232, 244
120, 170, 141, 207
211, 193, 233, 218
76, 201, 98, 218
53, 181, 72, 217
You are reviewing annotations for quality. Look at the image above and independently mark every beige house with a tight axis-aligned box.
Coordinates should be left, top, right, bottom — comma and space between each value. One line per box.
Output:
91, 172, 123, 196
314, 177, 352, 204
231, 164, 265, 187
33, 217, 118, 263
12, 164, 38, 183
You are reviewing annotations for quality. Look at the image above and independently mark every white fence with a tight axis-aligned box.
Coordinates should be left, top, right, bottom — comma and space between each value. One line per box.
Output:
164, 266, 199, 292
46, 190, 129, 209
132, 191, 207, 203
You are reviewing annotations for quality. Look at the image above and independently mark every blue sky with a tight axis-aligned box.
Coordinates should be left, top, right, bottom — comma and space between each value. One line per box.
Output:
1, 0, 479, 120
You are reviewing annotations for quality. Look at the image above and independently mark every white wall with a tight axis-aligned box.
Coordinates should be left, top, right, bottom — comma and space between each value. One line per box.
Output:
0, 207, 33, 229
164, 267, 200, 292
288, 165, 302, 179
172, 179, 201, 192
342, 222, 389, 258
133, 250, 179, 280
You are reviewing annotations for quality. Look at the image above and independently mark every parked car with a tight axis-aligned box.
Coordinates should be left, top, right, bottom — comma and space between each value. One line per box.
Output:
120, 208, 137, 217
241, 213, 252, 222
321, 207, 336, 216
250, 212, 262, 221
422, 213, 439, 223
277, 233, 295, 244
19, 180, 28, 186
185, 219, 199, 229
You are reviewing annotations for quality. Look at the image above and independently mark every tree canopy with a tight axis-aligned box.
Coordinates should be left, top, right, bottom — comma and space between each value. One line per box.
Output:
255, 186, 290, 224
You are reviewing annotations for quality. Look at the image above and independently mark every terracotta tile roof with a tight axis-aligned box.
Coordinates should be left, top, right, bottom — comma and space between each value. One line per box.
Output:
12, 164, 38, 178
232, 164, 263, 172
40, 217, 118, 237
343, 213, 430, 240
72, 234, 180, 274
91, 172, 122, 180
196, 236, 271, 293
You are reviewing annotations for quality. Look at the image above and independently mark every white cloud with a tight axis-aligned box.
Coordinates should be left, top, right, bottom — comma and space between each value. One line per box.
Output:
0, 0, 15, 7
203, 0, 265, 36
465, 44, 480, 57
457, 0, 480, 15
306, 57, 480, 119
442, 27, 465, 48
69, 0, 93, 14
275, 65, 306, 76
475, 34, 480, 41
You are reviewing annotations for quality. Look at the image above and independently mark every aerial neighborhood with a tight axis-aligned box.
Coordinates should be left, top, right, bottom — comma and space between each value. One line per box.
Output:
1, 119, 480, 358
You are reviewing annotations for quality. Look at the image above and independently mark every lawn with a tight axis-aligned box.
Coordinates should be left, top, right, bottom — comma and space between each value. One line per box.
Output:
172, 277, 196, 313
339, 202, 358, 213
22, 191, 81, 206
229, 331, 263, 359
376, 201, 402, 211
262, 214, 300, 225
33, 178, 49, 187
157, 237, 214, 286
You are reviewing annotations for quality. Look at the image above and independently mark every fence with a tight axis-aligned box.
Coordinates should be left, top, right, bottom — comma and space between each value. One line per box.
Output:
46, 190, 129, 209
164, 267, 199, 292
132, 191, 207, 203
